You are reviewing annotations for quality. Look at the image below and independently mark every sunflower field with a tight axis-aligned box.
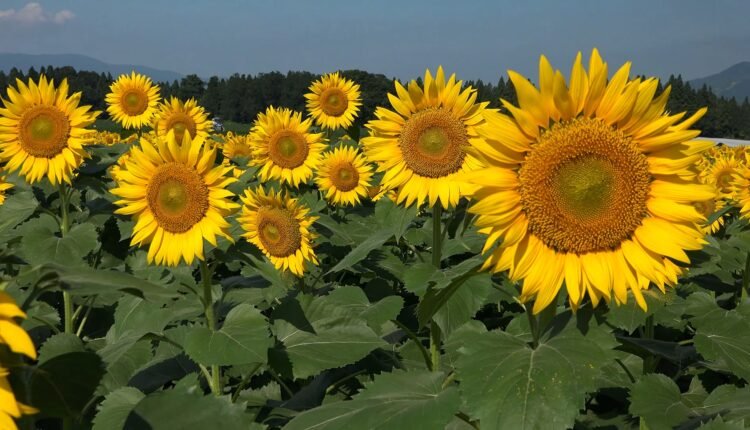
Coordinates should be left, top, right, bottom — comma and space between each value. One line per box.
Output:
0, 49, 749, 430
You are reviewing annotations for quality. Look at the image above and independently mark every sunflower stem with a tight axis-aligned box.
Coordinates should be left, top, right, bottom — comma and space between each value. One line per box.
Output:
58, 183, 74, 335
740, 251, 750, 304
200, 259, 222, 396
430, 204, 443, 371
642, 315, 656, 374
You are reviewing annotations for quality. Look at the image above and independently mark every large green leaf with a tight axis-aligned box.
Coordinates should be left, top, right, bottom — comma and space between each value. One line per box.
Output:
272, 291, 387, 379
447, 313, 616, 429
20, 216, 98, 266
124, 386, 254, 429
629, 373, 692, 430
52, 264, 180, 300
30, 351, 105, 418
691, 301, 750, 380
283, 370, 460, 430
321, 286, 403, 334
93, 387, 145, 430
37, 333, 85, 364
184, 303, 272, 366
0, 189, 38, 240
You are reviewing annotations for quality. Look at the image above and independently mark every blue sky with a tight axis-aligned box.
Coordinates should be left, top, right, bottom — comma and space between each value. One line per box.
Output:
0, 0, 748, 81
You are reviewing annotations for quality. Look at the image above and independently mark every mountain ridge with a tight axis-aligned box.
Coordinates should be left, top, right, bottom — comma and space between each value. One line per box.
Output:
689, 61, 750, 101
0, 53, 184, 83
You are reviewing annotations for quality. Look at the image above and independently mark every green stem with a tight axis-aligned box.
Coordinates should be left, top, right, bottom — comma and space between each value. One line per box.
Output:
58, 184, 73, 335
526, 304, 540, 348
200, 259, 222, 396
741, 251, 750, 303
391, 319, 432, 371
430, 205, 443, 372
643, 315, 656, 374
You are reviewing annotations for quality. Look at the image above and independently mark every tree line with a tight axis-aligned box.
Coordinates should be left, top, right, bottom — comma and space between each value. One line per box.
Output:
0, 65, 749, 139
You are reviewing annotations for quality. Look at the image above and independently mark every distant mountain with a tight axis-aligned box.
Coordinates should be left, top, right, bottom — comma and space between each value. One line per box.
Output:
0, 53, 184, 83
690, 62, 750, 101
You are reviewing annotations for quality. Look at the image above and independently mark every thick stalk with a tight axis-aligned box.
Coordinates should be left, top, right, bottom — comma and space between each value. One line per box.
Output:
741, 251, 750, 303
200, 260, 222, 395
430, 205, 443, 371
58, 184, 73, 335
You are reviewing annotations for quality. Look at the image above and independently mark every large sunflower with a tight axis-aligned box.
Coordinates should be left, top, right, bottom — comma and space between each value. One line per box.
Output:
0, 76, 99, 184
467, 50, 714, 313
105, 72, 161, 129
315, 146, 374, 206
361, 67, 489, 209
248, 107, 325, 187
0, 291, 37, 430
111, 132, 238, 266
305, 72, 361, 130
152, 97, 211, 143
238, 187, 318, 276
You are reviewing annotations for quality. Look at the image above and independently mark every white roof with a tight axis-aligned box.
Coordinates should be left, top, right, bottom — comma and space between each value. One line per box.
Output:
703, 137, 750, 147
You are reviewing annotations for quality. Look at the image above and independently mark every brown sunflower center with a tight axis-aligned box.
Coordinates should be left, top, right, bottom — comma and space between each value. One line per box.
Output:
693, 198, 716, 218
164, 112, 197, 142
715, 169, 734, 193
121, 90, 149, 116
147, 162, 209, 233
320, 87, 349, 117
519, 118, 651, 253
399, 107, 468, 178
268, 130, 309, 168
18, 105, 70, 158
257, 207, 302, 257
330, 161, 360, 191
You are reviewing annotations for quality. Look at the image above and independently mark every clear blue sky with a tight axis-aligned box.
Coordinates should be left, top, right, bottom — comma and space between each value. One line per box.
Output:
0, 0, 748, 81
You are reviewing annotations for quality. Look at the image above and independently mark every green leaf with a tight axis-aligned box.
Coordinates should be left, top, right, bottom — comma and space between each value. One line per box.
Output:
697, 416, 746, 430
93, 387, 145, 430
21, 217, 98, 266
698, 385, 750, 422
605, 289, 670, 334
692, 305, 750, 380
283, 370, 460, 430
416, 261, 484, 328
447, 313, 615, 429
37, 333, 85, 364
629, 374, 691, 430
98, 340, 153, 395
322, 286, 403, 335
48, 264, 179, 300
30, 351, 105, 418
184, 303, 272, 366
0, 190, 38, 239
124, 386, 254, 429
432, 274, 492, 336
272, 292, 387, 379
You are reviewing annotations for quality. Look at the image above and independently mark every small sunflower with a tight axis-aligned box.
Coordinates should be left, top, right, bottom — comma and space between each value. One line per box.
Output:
0, 292, 37, 430
248, 106, 325, 187
221, 132, 252, 178
361, 67, 489, 209
701, 150, 741, 200
305, 72, 362, 130
111, 132, 239, 266
315, 146, 373, 206
693, 185, 725, 235
152, 97, 211, 143
0, 76, 99, 184
105, 72, 161, 129
467, 49, 714, 313
238, 187, 318, 276
732, 166, 750, 220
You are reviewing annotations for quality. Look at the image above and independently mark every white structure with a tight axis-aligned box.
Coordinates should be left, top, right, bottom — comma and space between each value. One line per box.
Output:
703, 137, 750, 147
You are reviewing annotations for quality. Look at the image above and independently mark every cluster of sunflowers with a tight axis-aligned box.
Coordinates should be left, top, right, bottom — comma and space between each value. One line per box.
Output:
0, 49, 731, 427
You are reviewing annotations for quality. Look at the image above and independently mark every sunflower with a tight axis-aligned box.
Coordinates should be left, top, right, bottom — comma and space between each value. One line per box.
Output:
105, 72, 161, 129
693, 185, 725, 234
111, 132, 239, 266
467, 49, 714, 313
305, 72, 362, 130
221, 132, 252, 178
248, 106, 325, 187
0, 178, 12, 205
315, 146, 374, 206
152, 97, 211, 143
238, 187, 318, 276
732, 166, 750, 220
700, 150, 741, 200
0, 291, 37, 430
361, 67, 489, 209
0, 76, 99, 185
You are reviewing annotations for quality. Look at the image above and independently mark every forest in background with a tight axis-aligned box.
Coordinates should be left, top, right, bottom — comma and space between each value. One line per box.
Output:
1, 65, 749, 139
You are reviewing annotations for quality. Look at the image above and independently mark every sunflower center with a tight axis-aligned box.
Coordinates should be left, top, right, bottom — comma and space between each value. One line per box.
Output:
519, 118, 651, 253
716, 169, 734, 193
320, 87, 349, 117
121, 90, 149, 116
268, 130, 309, 168
18, 106, 70, 158
399, 107, 467, 178
257, 207, 302, 257
165, 113, 196, 142
147, 162, 209, 233
331, 162, 360, 191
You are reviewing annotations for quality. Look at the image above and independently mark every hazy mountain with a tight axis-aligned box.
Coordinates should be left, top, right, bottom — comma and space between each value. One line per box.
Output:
0, 53, 183, 83
690, 62, 750, 101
